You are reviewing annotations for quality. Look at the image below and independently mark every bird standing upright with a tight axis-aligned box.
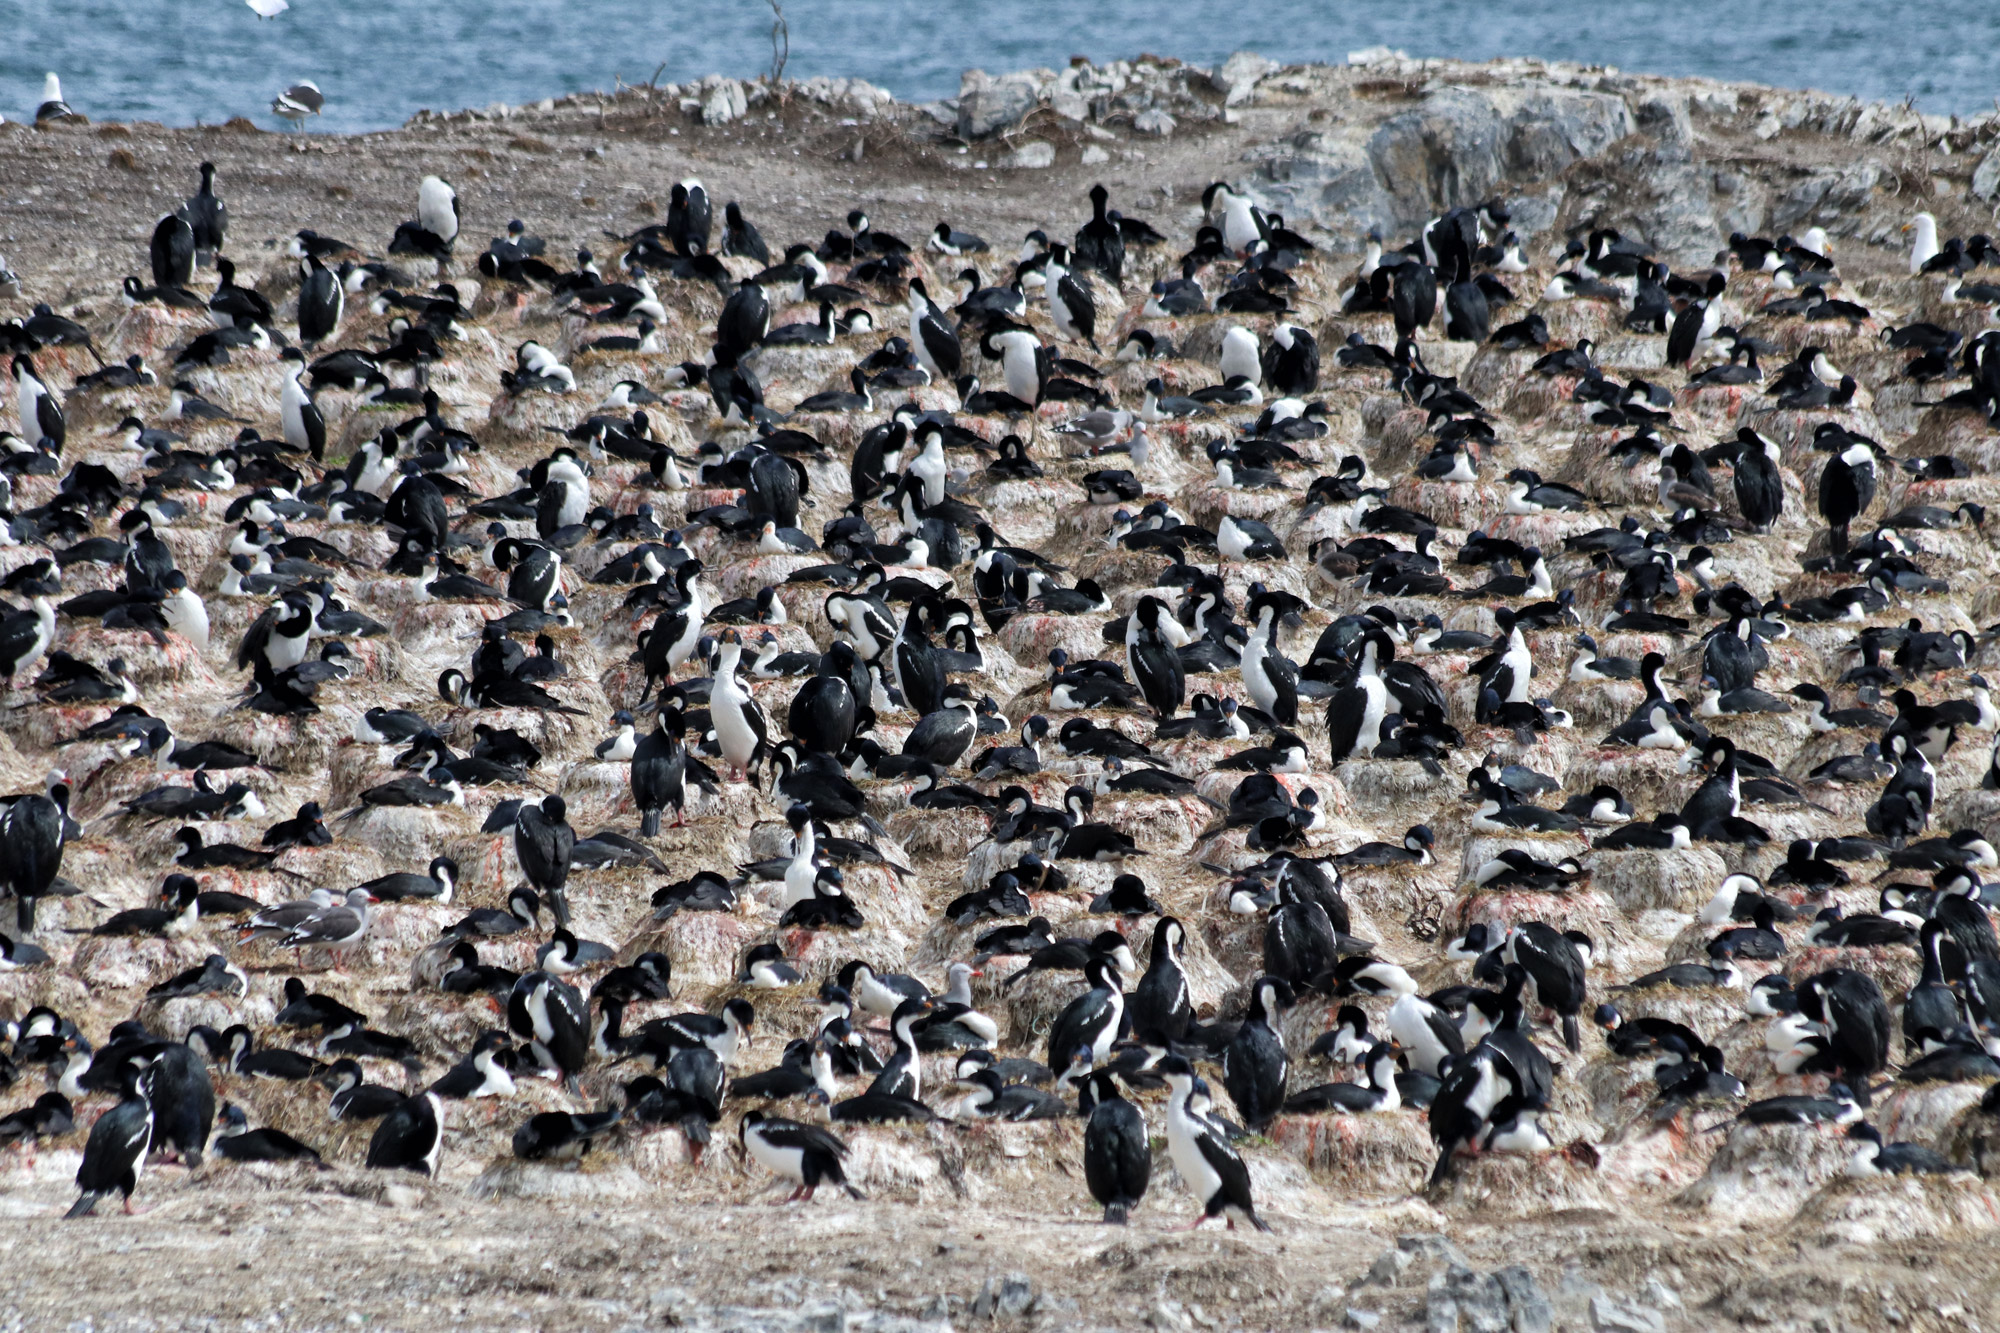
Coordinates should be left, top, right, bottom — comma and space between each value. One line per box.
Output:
0, 780, 68, 934
515, 794, 576, 926
1082, 1070, 1150, 1224
1819, 441, 1877, 555
67, 1062, 154, 1217
632, 704, 707, 835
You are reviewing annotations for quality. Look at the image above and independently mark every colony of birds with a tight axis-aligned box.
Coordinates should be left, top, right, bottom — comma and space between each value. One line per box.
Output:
5, 79, 2000, 1245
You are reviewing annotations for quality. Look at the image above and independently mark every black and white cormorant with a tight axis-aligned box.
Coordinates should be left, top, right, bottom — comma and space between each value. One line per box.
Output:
631, 705, 708, 835
66, 1062, 154, 1217
1159, 1054, 1270, 1231
1818, 438, 1877, 554
365, 1091, 445, 1175
740, 1111, 865, 1201
1128, 917, 1193, 1045
1046, 956, 1126, 1069
1284, 1041, 1403, 1115
507, 969, 589, 1086
1796, 968, 1891, 1104
1501, 923, 1589, 1053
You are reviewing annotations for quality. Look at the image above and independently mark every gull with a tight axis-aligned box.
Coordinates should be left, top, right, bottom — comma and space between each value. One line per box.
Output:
273, 81, 324, 130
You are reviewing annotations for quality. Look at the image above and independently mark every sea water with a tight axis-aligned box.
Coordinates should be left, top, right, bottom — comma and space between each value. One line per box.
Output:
2, 0, 1993, 133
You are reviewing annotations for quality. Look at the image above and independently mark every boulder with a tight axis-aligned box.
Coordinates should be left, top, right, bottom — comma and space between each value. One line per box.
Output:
957, 71, 1040, 140
1772, 162, 1885, 231
1213, 52, 1279, 107
1426, 1261, 1556, 1333
698, 77, 748, 126
1975, 147, 2000, 203
1369, 87, 1632, 230
1625, 161, 1724, 266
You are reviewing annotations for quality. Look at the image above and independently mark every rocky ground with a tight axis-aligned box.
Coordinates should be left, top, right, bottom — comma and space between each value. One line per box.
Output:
5, 48, 2000, 1333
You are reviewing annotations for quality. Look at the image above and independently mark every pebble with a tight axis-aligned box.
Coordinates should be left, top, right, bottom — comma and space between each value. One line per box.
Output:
1363, 1248, 1412, 1287
1426, 1264, 1510, 1333
1496, 1267, 1553, 1333
1400, 1234, 1469, 1267
969, 1274, 1036, 1319
1590, 1296, 1666, 1333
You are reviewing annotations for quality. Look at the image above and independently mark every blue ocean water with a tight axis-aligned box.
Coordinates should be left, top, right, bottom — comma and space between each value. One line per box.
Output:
1, 0, 1994, 134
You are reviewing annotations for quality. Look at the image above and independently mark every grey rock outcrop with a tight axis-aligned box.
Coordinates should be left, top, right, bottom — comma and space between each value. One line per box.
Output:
1258, 83, 1630, 244
957, 70, 1040, 140
1590, 1294, 1667, 1333
1426, 1262, 1554, 1333
1237, 69, 1934, 261
949, 56, 1224, 140
1005, 141, 1055, 169
695, 75, 748, 126
1496, 1268, 1555, 1333
1607, 86, 1719, 258
1624, 162, 1725, 264
1773, 161, 1885, 230
1213, 51, 1279, 106
1975, 146, 2000, 201
969, 1272, 1037, 1319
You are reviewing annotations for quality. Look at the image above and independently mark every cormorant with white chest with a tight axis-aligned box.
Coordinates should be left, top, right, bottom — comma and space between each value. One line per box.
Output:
67, 1061, 154, 1217
1160, 1054, 1270, 1230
